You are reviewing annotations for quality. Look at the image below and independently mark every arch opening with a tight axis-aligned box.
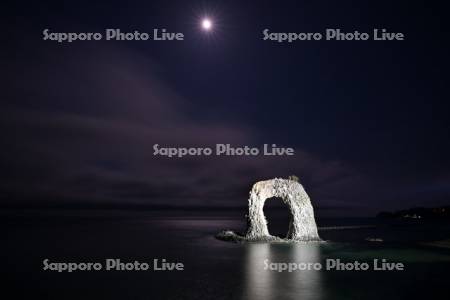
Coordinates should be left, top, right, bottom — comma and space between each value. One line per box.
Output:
263, 197, 291, 238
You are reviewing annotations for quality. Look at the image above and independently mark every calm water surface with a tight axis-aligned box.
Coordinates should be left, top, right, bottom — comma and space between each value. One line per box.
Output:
2, 211, 449, 299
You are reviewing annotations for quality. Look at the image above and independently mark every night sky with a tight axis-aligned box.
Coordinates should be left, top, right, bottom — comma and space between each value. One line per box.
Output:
2, 0, 449, 216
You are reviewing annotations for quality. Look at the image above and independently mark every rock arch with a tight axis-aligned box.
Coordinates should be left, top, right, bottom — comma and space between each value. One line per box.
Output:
245, 178, 320, 241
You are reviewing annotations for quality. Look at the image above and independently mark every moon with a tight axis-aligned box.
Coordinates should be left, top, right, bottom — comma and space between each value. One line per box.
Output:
201, 18, 212, 31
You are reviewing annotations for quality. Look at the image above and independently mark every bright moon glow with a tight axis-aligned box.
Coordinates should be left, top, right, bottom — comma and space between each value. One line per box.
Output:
202, 18, 212, 30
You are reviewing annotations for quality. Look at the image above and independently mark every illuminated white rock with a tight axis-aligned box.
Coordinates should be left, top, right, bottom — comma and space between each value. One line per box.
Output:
217, 177, 321, 242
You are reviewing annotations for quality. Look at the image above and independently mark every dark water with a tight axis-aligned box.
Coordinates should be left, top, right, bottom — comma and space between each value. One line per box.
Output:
2, 211, 450, 299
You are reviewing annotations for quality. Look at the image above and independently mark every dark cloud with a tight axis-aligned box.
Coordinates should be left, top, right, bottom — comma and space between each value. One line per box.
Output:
1, 41, 370, 214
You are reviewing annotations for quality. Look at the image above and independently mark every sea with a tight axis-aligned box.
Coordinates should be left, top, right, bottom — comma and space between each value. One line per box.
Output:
2, 209, 449, 299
